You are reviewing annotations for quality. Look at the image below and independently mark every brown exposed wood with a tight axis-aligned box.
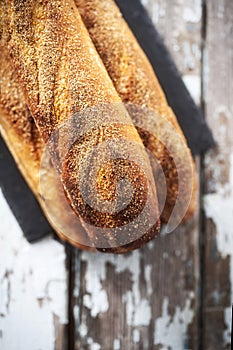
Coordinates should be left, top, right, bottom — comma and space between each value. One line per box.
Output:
54, 314, 67, 350
203, 0, 233, 349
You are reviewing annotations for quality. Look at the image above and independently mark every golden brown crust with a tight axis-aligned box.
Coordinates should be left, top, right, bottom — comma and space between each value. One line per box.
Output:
0, 47, 44, 192
1, 0, 160, 252
2, 0, 120, 140
75, 0, 198, 223
0, 45, 95, 252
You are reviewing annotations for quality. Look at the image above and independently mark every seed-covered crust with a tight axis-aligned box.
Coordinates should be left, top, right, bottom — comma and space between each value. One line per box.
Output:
75, 0, 198, 223
1, 0, 160, 252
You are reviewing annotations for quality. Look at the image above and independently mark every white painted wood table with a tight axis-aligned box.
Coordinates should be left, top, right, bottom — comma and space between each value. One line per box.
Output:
0, 1, 232, 349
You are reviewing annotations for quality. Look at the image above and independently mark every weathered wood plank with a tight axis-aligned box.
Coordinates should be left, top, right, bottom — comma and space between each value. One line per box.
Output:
74, 1, 202, 349
0, 190, 68, 350
203, 0, 233, 348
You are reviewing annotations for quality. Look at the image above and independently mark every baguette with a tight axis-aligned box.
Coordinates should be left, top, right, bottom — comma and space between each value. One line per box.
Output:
1, 0, 160, 252
0, 45, 95, 252
75, 0, 198, 224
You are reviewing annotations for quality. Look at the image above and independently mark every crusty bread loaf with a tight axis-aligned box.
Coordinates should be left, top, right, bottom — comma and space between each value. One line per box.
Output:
1, 0, 160, 252
0, 46, 158, 253
0, 45, 95, 252
75, 0, 198, 223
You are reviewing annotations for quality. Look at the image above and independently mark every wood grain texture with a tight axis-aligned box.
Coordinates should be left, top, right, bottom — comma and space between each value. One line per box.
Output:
203, 0, 233, 349
1, 0, 232, 349
72, 1, 202, 349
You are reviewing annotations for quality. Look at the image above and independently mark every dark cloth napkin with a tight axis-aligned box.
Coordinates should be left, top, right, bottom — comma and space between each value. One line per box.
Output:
0, 137, 53, 242
0, 0, 215, 243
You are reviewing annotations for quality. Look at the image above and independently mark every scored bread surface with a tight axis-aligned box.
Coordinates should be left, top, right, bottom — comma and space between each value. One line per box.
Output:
0, 44, 95, 251
75, 0, 198, 223
1, 0, 160, 252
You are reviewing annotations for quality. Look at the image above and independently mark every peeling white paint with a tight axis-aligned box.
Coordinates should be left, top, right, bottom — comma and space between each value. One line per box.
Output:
204, 188, 233, 265
204, 153, 233, 302
204, 152, 233, 346
73, 305, 79, 322
82, 250, 153, 327
113, 338, 120, 350
0, 189, 68, 350
134, 298, 152, 327
133, 329, 140, 343
87, 337, 101, 350
183, 3, 201, 24
79, 322, 88, 338
154, 293, 195, 350
123, 291, 134, 326
223, 306, 232, 347
82, 252, 109, 317
115, 251, 152, 327
183, 74, 201, 104
183, 41, 195, 71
